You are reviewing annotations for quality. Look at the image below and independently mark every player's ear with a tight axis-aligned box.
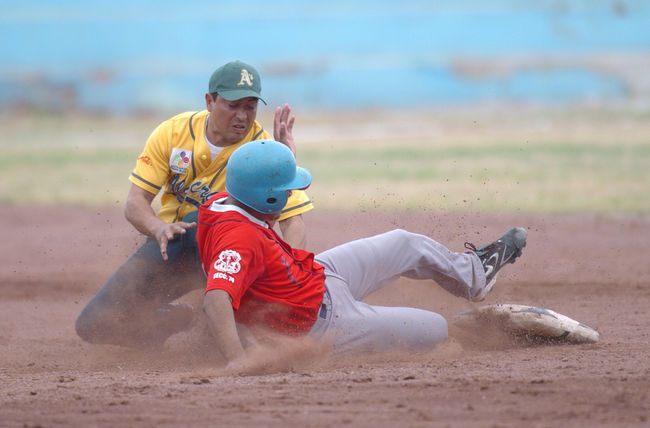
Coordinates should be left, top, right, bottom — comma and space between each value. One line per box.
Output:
205, 93, 213, 109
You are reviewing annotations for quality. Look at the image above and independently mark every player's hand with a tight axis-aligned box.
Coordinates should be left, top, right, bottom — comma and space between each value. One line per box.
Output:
273, 103, 296, 156
153, 221, 197, 261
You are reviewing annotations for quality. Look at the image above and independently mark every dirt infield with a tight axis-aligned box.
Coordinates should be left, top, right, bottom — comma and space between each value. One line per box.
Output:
1, 204, 649, 427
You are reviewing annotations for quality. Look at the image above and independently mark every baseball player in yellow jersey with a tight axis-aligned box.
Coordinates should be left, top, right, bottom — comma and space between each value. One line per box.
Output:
75, 60, 313, 348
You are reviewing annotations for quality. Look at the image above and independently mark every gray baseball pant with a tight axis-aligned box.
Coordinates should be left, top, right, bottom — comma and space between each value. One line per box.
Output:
309, 229, 485, 353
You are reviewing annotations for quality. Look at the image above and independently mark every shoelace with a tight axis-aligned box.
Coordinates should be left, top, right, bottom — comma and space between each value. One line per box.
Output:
464, 242, 478, 252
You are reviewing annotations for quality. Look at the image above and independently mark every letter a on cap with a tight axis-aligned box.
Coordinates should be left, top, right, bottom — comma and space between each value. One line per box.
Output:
238, 69, 254, 87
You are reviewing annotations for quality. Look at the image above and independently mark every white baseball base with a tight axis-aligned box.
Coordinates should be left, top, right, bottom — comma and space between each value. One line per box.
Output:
453, 303, 600, 344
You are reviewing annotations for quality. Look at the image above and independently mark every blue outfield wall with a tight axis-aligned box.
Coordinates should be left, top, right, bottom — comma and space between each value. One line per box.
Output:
1, 0, 649, 113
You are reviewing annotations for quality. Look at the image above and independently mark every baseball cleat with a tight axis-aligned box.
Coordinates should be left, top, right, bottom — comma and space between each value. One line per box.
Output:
464, 227, 527, 301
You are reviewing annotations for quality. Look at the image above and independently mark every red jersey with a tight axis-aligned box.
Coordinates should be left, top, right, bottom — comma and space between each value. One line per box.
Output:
197, 193, 326, 335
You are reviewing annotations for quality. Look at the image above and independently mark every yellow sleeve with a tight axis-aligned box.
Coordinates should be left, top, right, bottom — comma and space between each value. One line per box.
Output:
278, 189, 314, 221
128, 119, 176, 194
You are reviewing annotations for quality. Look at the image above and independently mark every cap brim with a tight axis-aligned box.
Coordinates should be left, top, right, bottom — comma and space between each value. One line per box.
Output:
219, 89, 267, 105
286, 166, 312, 191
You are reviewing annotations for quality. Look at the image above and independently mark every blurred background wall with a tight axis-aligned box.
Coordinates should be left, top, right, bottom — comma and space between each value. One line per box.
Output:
1, 0, 649, 115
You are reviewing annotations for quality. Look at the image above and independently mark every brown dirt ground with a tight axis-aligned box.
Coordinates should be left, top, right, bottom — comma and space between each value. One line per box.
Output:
1, 204, 649, 427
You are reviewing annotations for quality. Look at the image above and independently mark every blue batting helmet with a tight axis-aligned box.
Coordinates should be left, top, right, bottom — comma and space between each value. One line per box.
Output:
226, 140, 312, 214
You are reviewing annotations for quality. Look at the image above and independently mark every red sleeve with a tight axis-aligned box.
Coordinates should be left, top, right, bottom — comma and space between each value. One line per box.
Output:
203, 222, 265, 310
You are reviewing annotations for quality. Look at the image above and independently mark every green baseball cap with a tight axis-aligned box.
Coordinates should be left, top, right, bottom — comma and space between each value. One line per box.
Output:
208, 60, 266, 104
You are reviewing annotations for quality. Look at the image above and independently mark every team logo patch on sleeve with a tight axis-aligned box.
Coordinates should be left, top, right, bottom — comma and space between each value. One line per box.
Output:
169, 148, 192, 174
138, 155, 153, 166
214, 250, 242, 274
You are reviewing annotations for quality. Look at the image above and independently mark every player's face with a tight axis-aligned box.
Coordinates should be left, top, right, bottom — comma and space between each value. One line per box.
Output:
205, 94, 258, 146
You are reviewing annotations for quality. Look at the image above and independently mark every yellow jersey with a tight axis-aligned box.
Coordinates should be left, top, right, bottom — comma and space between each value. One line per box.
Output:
130, 110, 313, 223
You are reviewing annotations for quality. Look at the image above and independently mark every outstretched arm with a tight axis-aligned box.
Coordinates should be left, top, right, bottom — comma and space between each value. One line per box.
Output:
124, 184, 196, 260
203, 290, 247, 367
272, 104, 310, 248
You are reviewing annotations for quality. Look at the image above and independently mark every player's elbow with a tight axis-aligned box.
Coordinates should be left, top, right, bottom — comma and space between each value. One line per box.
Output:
123, 194, 138, 224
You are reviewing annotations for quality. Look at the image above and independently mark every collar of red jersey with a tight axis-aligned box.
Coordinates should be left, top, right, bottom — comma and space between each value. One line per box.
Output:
207, 197, 269, 228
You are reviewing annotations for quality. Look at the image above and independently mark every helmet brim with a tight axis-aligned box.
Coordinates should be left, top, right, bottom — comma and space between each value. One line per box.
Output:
285, 166, 312, 191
